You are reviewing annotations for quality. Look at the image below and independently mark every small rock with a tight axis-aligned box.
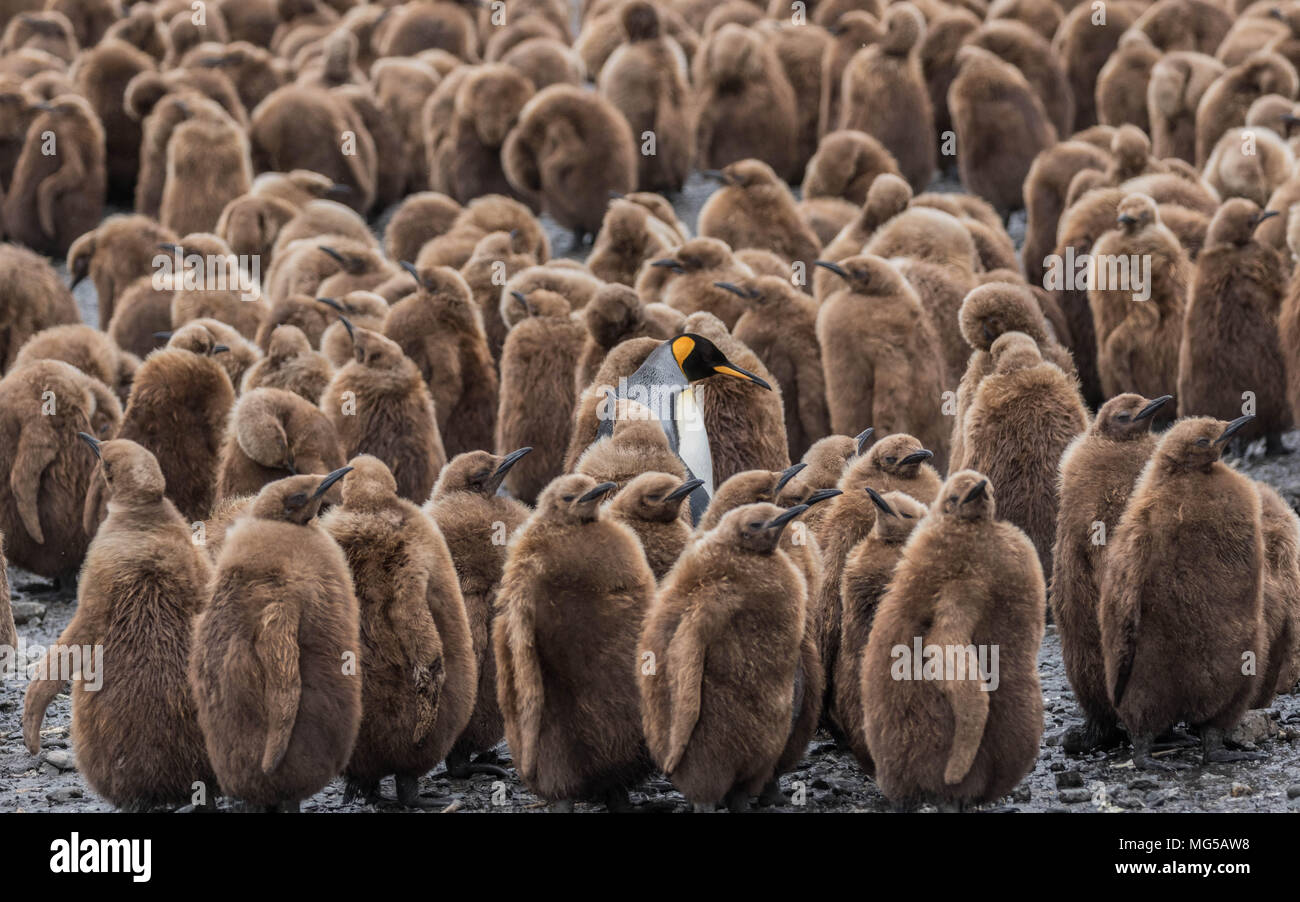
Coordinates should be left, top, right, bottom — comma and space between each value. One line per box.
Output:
1286, 784, 1300, 800
1044, 732, 1063, 747
44, 749, 74, 771
1129, 778, 1160, 791
1230, 711, 1274, 747
46, 787, 81, 803
1049, 761, 1064, 773
1230, 782, 1252, 798
10, 601, 45, 624
1145, 789, 1178, 807
1114, 792, 1145, 810
1011, 785, 1031, 802
1058, 788, 1090, 804
1055, 770, 1084, 788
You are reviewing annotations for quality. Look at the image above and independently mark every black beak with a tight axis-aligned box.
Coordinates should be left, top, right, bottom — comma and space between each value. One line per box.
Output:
399, 260, 419, 281
510, 290, 532, 314
961, 478, 989, 504
311, 466, 353, 499
664, 478, 705, 502
485, 447, 531, 493
813, 260, 848, 280
34, 101, 55, 112
211, 345, 230, 354
608, 191, 624, 200
982, 321, 995, 344
339, 316, 355, 342
317, 296, 345, 312
865, 486, 894, 516
898, 449, 934, 467
764, 504, 810, 534
158, 243, 180, 254
77, 432, 102, 459
804, 488, 842, 507
1271, 5, 1286, 19
153, 331, 173, 341
1134, 394, 1172, 421
319, 245, 345, 264
701, 169, 730, 184
1251, 210, 1279, 228
650, 258, 684, 273
713, 281, 749, 298
577, 481, 618, 504
1117, 213, 1137, 226
1215, 414, 1255, 444
774, 462, 807, 494
854, 427, 875, 456
326, 183, 352, 198
1282, 113, 1300, 126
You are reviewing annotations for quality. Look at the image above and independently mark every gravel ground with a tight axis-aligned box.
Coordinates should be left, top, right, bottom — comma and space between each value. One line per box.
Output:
2, 166, 1297, 813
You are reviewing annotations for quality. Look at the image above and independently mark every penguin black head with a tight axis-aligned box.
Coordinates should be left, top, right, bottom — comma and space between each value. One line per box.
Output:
668, 333, 771, 389
1095, 393, 1171, 440
252, 466, 353, 525
940, 470, 994, 522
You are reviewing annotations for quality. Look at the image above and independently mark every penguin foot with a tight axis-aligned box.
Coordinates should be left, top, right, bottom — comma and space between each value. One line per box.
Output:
756, 778, 786, 807
445, 749, 511, 780
395, 773, 455, 809
723, 787, 749, 813
15, 579, 59, 594
1063, 719, 1125, 755
1132, 734, 1186, 772
1153, 726, 1200, 750
343, 778, 379, 804
549, 798, 575, 813
1202, 728, 1268, 764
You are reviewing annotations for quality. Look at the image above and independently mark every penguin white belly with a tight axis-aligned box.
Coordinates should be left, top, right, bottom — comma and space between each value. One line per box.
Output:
675, 386, 714, 496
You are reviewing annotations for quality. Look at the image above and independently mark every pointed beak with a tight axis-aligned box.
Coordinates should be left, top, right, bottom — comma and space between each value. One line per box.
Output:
664, 478, 705, 502
803, 488, 842, 507
1251, 210, 1279, 228
898, 449, 934, 467
211, 345, 230, 355
713, 281, 749, 298
318, 245, 345, 264
701, 169, 731, 184
77, 432, 102, 459
1215, 414, 1255, 444
1282, 113, 1300, 126
510, 290, 531, 314
1133, 394, 1172, 421
1117, 213, 1137, 226
399, 260, 419, 281
854, 426, 875, 456
326, 183, 352, 198
339, 316, 355, 342
317, 296, 345, 312
153, 331, 173, 341
311, 466, 354, 500
577, 481, 618, 504
608, 190, 624, 200
764, 504, 809, 535
961, 478, 989, 505
774, 461, 807, 493
711, 360, 771, 391
34, 101, 55, 113
813, 260, 848, 280
493, 447, 533, 481
865, 486, 894, 516
650, 258, 684, 273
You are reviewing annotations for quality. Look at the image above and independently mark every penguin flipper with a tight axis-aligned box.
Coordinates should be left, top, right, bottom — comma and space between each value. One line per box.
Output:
21, 614, 85, 754
256, 602, 302, 774
931, 592, 989, 786
501, 589, 544, 781
12, 423, 59, 544
663, 608, 711, 774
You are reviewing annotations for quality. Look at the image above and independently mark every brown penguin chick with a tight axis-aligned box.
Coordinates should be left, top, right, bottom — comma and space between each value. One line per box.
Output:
862, 470, 1045, 809
270, 198, 378, 259
319, 455, 475, 808
775, 430, 866, 526
501, 261, 605, 328
166, 317, 262, 391
1097, 29, 1161, 134
103, 3, 168, 61
454, 231, 538, 360
12, 324, 135, 406
250, 167, 343, 210
693, 22, 799, 182
185, 40, 286, 113
432, 63, 535, 206
159, 113, 253, 238
46, 0, 117, 48
424, 448, 532, 777
241, 325, 333, 404
800, 129, 902, 207
697, 159, 822, 278
834, 488, 927, 771
1148, 51, 1225, 163
1021, 140, 1112, 287
369, 57, 441, 193
1281, 205, 1300, 420
315, 241, 398, 301
608, 471, 701, 579
814, 255, 950, 470
216, 386, 343, 503
249, 84, 376, 215
718, 275, 829, 461
0, 360, 120, 581
69, 37, 154, 203
1133, 0, 1231, 54
254, 293, 334, 352
575, 283, 680, 394
21, 436, 217, 811
681, 311, 790, 485
103, 343, 233, 526
891, 257, 976, 388
373, 0, 476, 60
948, 45, 1057, 214
575, 415, 688, 492
755, 17, 830, 178
967, 18, 1074, 141
270, 0, 340, 55
861, 201, 980, 274
837, 3, 934, 193
1, 10, 76, 62
1179, 199, 1292, 453
321, 324, 446, 504
1255, 479, 1300, 704
294, 27, 363, 89
1194, 51, 1299, 168
66, 215, 177, 330
799, 196, 860, 247
562, 336, 659, 471
166, 245, 270, 343
951, 279, 1077, 468
417, 193, 551, 269
961, 332, 1089, 574
1053, 0, 1135, 133
651, 238, 754, 328
916, 6, 978, 142
318, 291, 387, 369
1050, 392, 1168, 754
813, 172, 913, 303
986, 0, 1061, 39
265, 234, 385, 305
820, 11, 882, 143
500, 35, 583, 91
189, 467, 361, 811
809, 434, 941, 719
638, 501, 809, 811
1088, 194, 1189, 411
382, 191, 463, 267
494, 290, 587, 504
501, 84, 637, 239
1099, 416, 1268, 769
495, 474, 656, 809
384, 262, 497, 457
2, 93, 105, 258
1204, 121, 1296, 208
588, 197, 684, 287
107, 275, 174, 361
598, 0, 695, 193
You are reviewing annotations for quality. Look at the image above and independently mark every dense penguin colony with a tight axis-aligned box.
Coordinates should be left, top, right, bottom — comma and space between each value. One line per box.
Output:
0, 0, 1299, 814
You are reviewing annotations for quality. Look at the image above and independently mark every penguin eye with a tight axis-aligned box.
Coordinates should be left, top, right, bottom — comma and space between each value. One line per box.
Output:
562, 494, 576, 502
748, 521, 764, 531
1195, 438, 1211, 447
901, 512, 912, 519
1116, 413, 1131, 422
285, 492, 309, 509
474, 469, 492, 482
885, 456, 897, 464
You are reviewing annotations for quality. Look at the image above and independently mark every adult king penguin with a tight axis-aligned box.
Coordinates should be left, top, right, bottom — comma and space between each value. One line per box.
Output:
593, 333, 771, 522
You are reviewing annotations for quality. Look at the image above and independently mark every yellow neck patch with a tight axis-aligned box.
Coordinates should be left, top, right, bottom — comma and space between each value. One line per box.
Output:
671, 336, 695, 370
